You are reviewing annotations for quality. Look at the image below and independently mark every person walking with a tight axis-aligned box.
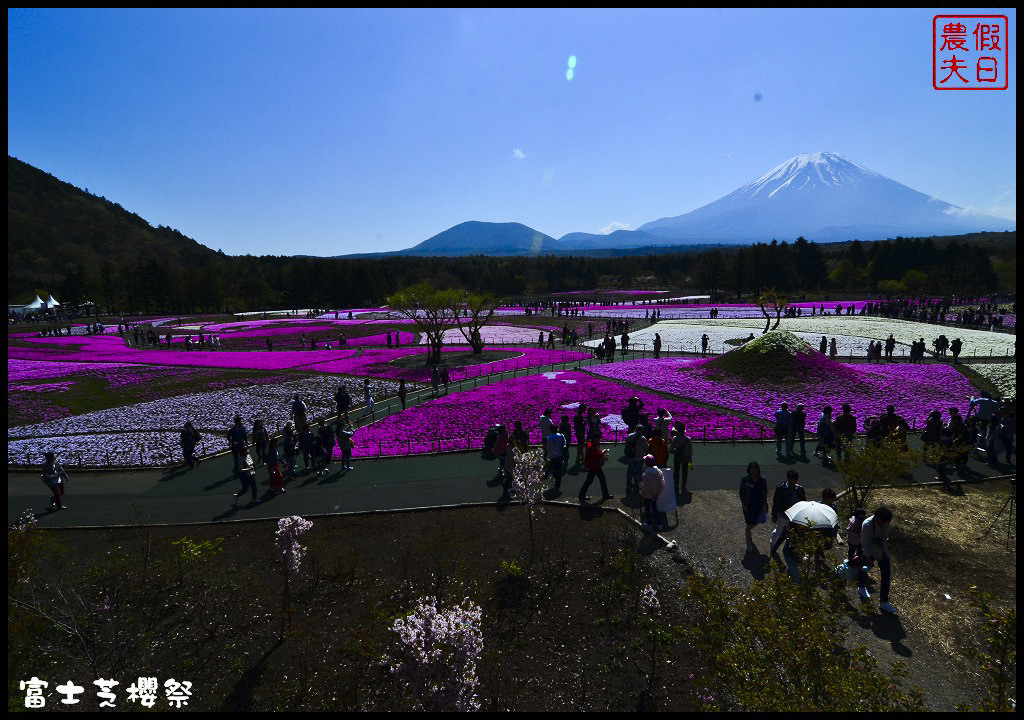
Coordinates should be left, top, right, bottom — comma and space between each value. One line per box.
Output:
787, 404, 807, 458
814, 405, 836, 465
40, 451, 70, 510
557, 414, 573, 475
233, 456, 260, 505
701, 333, 710, 357
511, 419, 530, 453
579, 431, 612, 505
361, 378, 374, 420
846, 507, 866, 563
670, 422, 693, 493
281, 421, 298, 480
297, 422, 315, 470
640, 454, 666, 532
318, 420, 336, 470
180, 421, 201, 469
291, 394, 308, 428
543, 423, 568, 492
252, 419, 269, 466
829, 337, 838, 360
538, 408, 555, 441
969, 391, 1001, 446
336, 420, 355, 471
624, 424, 649, 494
739, 461, 768, 553
653, 332, 662, 359
834, 404, 857, 462
226, 416, 248, 474
774, 402, 791, 457
335, 384, 352, 418
573, 405, 588, 465
860, 506, 896, 613
266, 437, 285, 493
397, 379, 407, 410
493, 424, 510, 491
770, 469, 806, 553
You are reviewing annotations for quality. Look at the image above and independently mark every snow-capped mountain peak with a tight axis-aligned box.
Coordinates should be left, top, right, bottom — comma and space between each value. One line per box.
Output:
634, 151, 1013, 242
738, 152, 884, 200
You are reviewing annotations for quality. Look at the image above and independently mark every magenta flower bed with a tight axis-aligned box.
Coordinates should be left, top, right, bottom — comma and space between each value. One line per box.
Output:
217, 330, 417, 351
303, 346, 590, 382
586, 356, 979, 430
8, 359, 136, 382
198, 317, 417, 333
10, 335, 361, 371
347, 370, 764, 457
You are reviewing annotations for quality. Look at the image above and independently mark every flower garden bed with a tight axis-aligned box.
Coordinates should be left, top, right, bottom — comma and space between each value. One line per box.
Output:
586, 352, 979, 432
8, 376, 403, 467
348, 370, 765, 457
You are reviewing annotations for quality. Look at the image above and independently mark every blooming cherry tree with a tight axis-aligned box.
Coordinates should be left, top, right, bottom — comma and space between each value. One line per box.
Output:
390, 596, 484, 712
276, 515, 313, 638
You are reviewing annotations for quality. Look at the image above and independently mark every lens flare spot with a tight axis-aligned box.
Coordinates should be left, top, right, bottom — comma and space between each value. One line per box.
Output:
566, 68, 574, 81
568, 55, 577, 69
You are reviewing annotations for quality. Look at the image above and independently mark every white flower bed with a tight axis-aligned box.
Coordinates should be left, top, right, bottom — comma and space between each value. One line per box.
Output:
9, 376, 400, 467
582, 323, 881, 356
965, 363, 1017, 398
418, 325, 552, 345
647, 317, 1016, 357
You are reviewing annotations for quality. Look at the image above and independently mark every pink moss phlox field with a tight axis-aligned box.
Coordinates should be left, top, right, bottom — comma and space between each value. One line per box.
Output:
303, 347, 590, 382
9, 381, 75, 392
9, 334, 361, 372
197, 318, 418, 333
217, 330, 417, 351
8, 359, 136, 382
586, 356, 979, 430
348, 370, 764, 457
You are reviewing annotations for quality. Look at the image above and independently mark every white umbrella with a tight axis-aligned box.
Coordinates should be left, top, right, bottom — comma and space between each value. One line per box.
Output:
784, 500, 839, 530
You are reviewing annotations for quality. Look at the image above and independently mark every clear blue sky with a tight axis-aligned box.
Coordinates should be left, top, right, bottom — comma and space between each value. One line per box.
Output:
8, 8, 1017, 255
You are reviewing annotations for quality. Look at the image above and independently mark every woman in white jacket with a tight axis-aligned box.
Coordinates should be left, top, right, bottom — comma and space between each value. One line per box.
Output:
859, 506, 895, 614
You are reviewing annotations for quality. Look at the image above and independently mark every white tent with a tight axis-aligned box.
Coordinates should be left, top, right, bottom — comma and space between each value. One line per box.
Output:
25, 295, 45, 309
46, 295, 61, 308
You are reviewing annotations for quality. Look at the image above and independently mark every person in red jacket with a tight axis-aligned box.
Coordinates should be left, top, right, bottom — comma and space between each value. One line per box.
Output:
578, 431, 613, 505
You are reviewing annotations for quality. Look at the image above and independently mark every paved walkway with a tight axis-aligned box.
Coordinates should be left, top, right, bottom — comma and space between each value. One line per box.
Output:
8, 438, 1012, 528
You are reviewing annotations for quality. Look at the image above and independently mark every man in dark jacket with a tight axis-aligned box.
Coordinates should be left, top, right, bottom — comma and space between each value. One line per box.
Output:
226, 416, 248, 473
787, 404, 807, 458
770, 469, 806, 553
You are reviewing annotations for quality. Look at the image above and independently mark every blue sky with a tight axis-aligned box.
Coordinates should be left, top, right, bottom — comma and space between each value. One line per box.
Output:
7, 8, 1016, 255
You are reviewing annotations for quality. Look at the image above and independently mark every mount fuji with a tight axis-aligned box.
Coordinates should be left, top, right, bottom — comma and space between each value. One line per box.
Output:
627, 151, 1014, 245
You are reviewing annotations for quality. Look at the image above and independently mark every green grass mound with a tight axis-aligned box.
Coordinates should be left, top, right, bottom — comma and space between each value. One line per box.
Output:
701, 330, 859, 385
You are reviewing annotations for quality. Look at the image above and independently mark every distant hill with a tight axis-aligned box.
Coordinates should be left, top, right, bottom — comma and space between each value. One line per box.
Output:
345, 221, 566, 257
7, 155, 220, 302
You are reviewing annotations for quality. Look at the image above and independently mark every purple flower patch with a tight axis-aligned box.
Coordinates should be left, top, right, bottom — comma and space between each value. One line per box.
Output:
586, 355, 979, 430
348, 370, 764, 457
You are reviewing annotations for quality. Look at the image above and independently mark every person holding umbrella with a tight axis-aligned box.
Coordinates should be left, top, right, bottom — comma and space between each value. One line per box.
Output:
775, 499, 839, 582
